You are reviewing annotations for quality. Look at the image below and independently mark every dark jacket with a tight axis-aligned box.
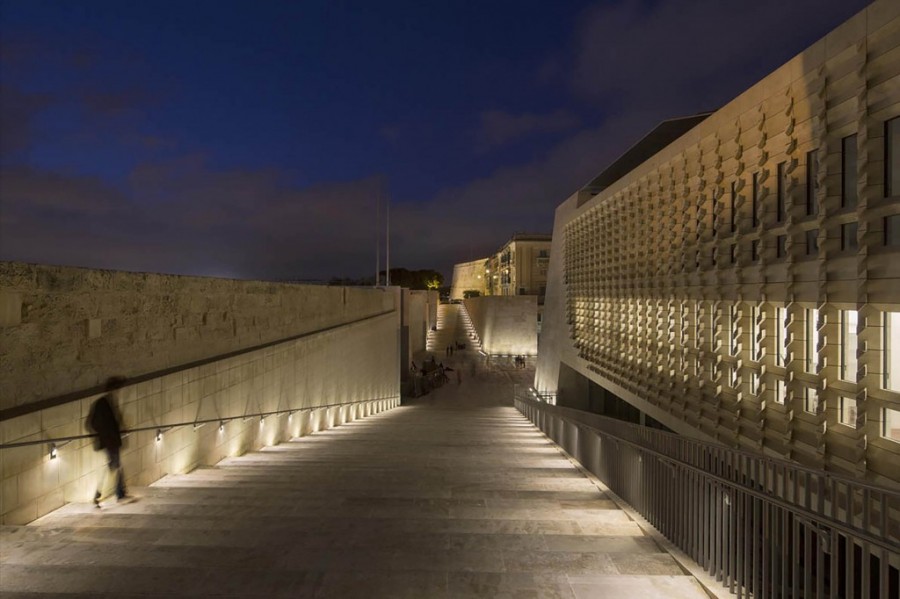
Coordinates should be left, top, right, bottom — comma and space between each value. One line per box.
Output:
87, 395, 123, 450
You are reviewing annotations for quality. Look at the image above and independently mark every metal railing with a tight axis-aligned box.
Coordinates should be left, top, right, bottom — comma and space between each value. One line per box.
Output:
0, 395, 400, 453
515, 392, 900, 599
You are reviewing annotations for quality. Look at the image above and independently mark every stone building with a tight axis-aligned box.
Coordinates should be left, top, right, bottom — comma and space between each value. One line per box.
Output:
535, 1, 900, 485
449, 257, 489, 300
484, 234, 552, 299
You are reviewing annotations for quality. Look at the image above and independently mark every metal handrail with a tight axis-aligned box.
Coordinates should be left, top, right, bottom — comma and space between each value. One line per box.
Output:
519, 397, 897, 552
516, 394, 900, 598
0, 395, 400, 450
520, 388, 899, 497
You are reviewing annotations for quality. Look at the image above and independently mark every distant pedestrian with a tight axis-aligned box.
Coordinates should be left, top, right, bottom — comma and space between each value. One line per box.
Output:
87, 376, 131, 506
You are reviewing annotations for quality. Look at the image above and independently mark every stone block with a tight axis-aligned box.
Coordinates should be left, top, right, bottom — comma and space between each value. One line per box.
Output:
86, 318, 102, 338
0, 291, 22, 326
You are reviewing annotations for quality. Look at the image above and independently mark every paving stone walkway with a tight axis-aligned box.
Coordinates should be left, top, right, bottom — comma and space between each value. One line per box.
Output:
0, 358, 710, 598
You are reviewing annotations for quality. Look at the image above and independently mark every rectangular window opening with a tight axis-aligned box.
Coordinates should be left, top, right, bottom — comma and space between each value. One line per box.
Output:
804, 387, 818, 414
841, 310, 859, 382
839, 396, 858, 428
885, 312, 900, 392
776, 161, 786, 223
883, 407, 900, 442
807, 149, 819, 216
842, 134, 858, 208
806, 308, 819, 374
841, 221, 859, 252
887, 118, 899, 197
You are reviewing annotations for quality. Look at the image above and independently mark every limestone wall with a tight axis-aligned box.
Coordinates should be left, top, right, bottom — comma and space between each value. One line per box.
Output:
0, 262, 395, 411
0, 263, 401, 524
464, 296, 537, 356
450, 258, 487, 300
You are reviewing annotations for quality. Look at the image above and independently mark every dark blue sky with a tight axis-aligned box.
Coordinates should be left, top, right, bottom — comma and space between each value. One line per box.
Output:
0, 0, 870, 280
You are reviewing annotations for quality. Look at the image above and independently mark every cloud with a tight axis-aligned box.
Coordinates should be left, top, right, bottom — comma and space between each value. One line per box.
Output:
0, 85, 53, 159
571, 0, 869, 113
476, 109, 580, 150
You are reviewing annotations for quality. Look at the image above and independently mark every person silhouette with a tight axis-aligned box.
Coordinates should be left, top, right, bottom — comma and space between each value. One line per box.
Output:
87, 376, 131, 506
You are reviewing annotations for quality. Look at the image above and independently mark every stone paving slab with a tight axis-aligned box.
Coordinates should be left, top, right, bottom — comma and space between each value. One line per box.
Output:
0, 355, 710, 598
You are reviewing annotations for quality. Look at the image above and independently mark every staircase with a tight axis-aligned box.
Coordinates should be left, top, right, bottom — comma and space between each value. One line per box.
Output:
0, 389, 711, 598
458, 302, 483, 352
425, 303, 459, 352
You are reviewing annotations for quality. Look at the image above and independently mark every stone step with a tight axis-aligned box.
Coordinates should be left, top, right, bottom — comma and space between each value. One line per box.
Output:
1, 373, 711, 598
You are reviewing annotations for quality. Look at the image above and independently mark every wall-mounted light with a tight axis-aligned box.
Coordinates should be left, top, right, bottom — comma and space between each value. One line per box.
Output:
50, 444, 58, 459
219, 421, 225, 433
156, 429, 163, 442
288, 412, 293, 422
259, 415, 265, 426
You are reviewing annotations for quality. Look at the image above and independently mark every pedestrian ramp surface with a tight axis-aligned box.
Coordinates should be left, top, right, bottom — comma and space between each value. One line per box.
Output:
1, 381, 710, 598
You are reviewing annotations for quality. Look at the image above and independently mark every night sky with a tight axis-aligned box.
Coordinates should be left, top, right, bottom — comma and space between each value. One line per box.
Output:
0, 0, 871, 282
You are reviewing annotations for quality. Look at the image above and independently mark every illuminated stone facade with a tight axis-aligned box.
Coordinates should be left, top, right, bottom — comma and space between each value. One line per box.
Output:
536, 1, 900, 484
485, 234, 552, 298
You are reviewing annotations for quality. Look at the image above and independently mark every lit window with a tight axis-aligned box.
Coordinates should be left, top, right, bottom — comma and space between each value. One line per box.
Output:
886, 118, 899, 197
841, 222, 858, 252
775, 379, 786, 404
842, 134, 857, 208
751, 372, 760, 395
750, 305, 760, 361
806, 229, 818, 255
804, 387, 818, 414
776, 235, 787, 258
807, 150, 819, 216
839, 396, 857, 428
776, 307, 788, 366
806, 308, 819, 373
752, 172, 760, 228
883, 407, 900, 442
885, 215, 900, 247
841, 310, 858, 382
885, 312, 900, 392
731, 365, 738, 388
727, 304, 738, 356
776, 162, 786, 223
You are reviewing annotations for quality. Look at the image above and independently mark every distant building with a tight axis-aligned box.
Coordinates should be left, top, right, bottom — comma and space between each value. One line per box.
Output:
484, 234, 551, 299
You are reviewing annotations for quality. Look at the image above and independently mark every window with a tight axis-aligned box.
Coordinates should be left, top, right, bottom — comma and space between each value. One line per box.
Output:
752, 172, 760, 228
731, 365, 738, 388
883, 407, 900, 442
776, 162, 786, 223
839, 396, 857, 428
730, 244, 737, 264
841, 222, 858, 252
693, 303, 700, 349
712, 193, 718, 236
841, 310, 858, 382
885, 312, 900, 392
776, 307, 788, 367
806, 308, 819, 373
751, 239, 760, 262
885, 214, 900, 247
807, 150, 819, 215
805, 387, 818, 414
776, 235, 787, 258
751, 372, 760, 395
727, 304, 738, 356
887, 118, 899, 197
711, 247, 717, 266
731, 181, 738, 232
696, 197, 703, 242
806, 229, 818, 255
775, 379, 786, 404
538, 250, 549, 258
842, 134, 858, 208
750, 305, 760, 361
